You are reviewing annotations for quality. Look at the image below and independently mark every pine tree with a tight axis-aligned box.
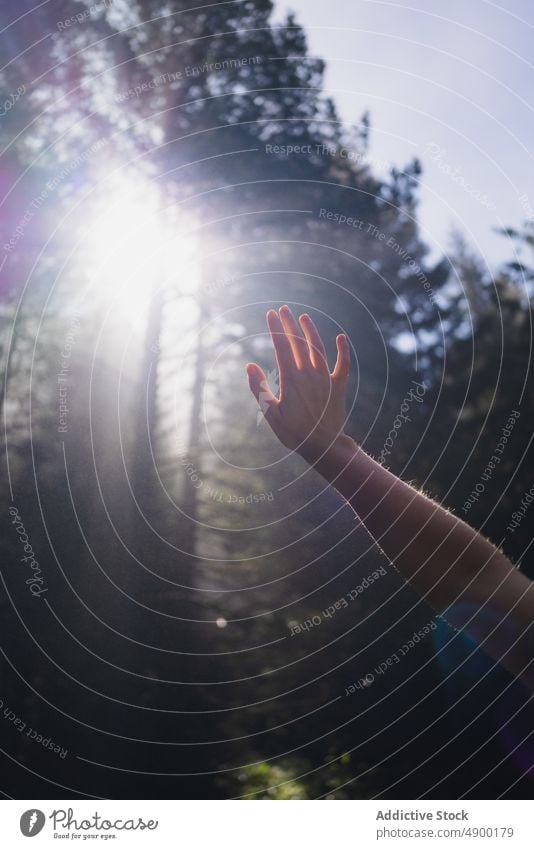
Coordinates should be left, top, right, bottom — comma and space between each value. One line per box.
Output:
0, 0, 474, 799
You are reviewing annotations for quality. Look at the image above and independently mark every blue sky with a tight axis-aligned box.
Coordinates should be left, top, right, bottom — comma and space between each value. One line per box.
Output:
275, 0, 534, 268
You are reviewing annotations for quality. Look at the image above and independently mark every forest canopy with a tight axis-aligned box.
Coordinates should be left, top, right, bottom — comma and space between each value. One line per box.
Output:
0, 0, 533, 800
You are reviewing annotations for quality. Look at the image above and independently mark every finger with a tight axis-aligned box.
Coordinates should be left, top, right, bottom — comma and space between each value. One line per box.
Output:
299, 313, 329, 373
331, 333, 350, 382
279, 305, 311, 369
246, 363, 279, 421
267, 309, 296, 376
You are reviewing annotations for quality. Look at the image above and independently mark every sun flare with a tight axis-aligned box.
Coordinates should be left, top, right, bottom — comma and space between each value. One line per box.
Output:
81, 172, 199, 333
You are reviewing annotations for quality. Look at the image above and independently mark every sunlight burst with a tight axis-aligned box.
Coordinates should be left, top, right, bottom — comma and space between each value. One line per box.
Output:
82, 172, 199, 333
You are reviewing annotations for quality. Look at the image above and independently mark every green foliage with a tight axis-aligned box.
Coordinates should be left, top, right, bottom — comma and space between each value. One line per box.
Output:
1, 0, 532, 802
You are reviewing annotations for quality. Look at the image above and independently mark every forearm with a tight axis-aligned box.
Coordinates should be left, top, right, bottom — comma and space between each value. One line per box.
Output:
304, 435, 534, 684
306, 435, 509, 610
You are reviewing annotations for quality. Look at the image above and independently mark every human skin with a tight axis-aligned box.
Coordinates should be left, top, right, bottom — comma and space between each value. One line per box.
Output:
246, 305, 534, 689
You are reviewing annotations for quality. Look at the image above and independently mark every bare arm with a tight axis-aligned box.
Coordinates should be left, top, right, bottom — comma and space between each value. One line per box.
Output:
247, 306, 534, 688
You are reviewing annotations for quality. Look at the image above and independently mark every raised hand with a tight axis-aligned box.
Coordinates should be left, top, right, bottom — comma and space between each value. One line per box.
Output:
246, 305, 350, 458
246, 311, 534, 692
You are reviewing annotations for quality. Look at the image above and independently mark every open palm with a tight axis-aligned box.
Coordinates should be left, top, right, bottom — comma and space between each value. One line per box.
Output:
246, 305, 350, 457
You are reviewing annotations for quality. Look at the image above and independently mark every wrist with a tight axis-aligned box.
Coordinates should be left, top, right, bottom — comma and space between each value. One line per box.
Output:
298, 432, 359, 474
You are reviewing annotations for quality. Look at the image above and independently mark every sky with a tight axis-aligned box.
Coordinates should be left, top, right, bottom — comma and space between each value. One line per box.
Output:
274, 0, 534, 268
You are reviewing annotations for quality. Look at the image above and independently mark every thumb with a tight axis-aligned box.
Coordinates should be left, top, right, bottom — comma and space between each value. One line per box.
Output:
332, 333, 350, 382
246, 363, 278, 417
